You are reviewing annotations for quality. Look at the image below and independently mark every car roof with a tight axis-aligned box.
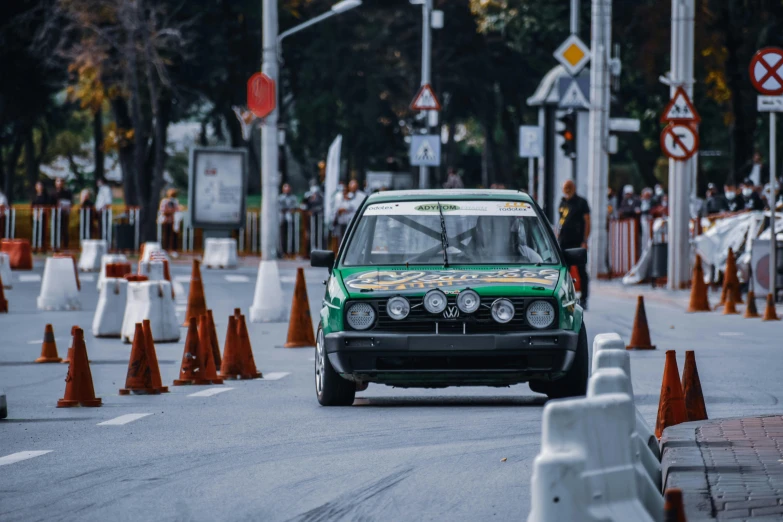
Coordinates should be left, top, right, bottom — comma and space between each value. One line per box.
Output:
365, 189, 534, 204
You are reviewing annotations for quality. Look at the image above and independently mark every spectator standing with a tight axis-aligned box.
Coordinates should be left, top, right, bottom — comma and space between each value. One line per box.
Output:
724, 183, 743, 213
741, 178, 764, 211
32, 182, 49, 206
743, 152, 769, 186
443, 168, 464, 189
31, 182, 50, 250
705, 183, 728, 215
94, 178, 113, 240
651, 184, 665, 207
79, 189, 97, 239
53, 177, 73, 250
303, 178, 325, 252
617, 185, 640, 218
278, 183, 298, 257
557, 180, 591, 309
158, 189, 180, 252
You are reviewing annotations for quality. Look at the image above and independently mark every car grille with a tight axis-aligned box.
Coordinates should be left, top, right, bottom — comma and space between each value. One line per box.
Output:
346, 296, 557, 333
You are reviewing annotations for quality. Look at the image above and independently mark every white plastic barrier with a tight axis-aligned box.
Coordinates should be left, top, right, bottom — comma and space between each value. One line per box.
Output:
138, 260, 166, 282
0, 252, 12, 288
97, 254, 128, 291
249, 260, 287, 322
92, 278, 127, 337
527, 394, 655, 522
202, 238, 238, 269
37, 257, 81, 311
121, 280, 180, 343
588, 368, 664, 521
77, 239, 107, 272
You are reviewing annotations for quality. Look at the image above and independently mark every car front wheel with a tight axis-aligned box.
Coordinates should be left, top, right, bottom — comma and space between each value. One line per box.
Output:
315, 328, 356, 406
529, 324, 589, 399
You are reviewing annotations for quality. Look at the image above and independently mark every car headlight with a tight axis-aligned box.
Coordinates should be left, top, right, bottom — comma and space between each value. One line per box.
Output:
345, 302, 375, 330
491, 298, 515, 323
423, 289, 448, 314
526, 300, 555, 329
386, 296, 410, 320
456, 289, 480, 314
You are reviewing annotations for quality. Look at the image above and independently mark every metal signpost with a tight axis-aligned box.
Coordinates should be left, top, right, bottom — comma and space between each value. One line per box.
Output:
750, 47, 783, 303
519, 126, 544, 197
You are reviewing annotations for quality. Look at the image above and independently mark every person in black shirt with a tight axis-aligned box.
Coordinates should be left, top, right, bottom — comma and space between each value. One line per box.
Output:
724, 183, 743, 213
53, 177, 73, 250
558, 180, 591, 309
740, 178, 764, 211
704, 183, 728, 215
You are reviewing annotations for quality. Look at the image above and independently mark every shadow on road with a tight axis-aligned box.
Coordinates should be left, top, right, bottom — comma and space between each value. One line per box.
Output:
352, 395, 547, 407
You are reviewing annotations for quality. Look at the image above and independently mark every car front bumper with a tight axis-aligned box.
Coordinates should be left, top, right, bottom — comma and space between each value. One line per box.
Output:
324, 329, 579, 387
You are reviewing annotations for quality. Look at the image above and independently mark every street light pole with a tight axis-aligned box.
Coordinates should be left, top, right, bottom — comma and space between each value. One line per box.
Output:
419, 0, 433, 189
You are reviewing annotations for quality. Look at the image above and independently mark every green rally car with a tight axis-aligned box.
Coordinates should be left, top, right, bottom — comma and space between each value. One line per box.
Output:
310, 189, 588, 406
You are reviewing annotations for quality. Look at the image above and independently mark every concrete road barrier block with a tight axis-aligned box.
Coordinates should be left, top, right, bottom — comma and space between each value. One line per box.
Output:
138, 260, 166, 282
249, 260, 288, 323
77, 239, 107, 272
528, 394, 656, 522
37, 257, 81, 311
1, 239, 33, 270
92, 278, 128, 338
121, 280, 180, 343
0, 252, 12, 288
97, 254, 128, 291
203, 238, 238, 269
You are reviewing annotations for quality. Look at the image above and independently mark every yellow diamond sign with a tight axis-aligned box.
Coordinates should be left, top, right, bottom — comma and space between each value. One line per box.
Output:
554, 35, 591, 76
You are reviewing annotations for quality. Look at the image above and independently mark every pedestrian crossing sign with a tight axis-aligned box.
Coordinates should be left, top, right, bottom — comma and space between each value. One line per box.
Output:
410, 135, 441, 167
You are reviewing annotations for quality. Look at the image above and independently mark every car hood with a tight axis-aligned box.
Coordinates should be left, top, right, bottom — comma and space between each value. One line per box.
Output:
337, 265, 561, 299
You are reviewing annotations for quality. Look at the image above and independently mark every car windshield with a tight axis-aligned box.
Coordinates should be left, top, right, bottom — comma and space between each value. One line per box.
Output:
342, 200, 560, 266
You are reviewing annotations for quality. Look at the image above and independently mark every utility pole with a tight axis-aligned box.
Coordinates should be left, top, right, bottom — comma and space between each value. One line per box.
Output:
261, 0, 279, 262
586, 0, 611, 279
770, 112, 777, 302
571, 0, 580, 35
419, 0, 433, 189
667, 0, 695, 290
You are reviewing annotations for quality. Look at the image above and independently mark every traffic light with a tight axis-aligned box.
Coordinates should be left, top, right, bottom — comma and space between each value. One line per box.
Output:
557, 111, 577, 159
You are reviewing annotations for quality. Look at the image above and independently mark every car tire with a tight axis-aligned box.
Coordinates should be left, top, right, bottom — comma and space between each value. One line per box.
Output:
529, 325, 589, 399
315, 328, 356, 406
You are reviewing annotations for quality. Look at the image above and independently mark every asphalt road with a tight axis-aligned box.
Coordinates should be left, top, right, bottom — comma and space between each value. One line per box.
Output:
1, 259, 782, 521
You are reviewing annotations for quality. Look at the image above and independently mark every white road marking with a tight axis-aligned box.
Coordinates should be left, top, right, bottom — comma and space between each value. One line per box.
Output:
718, 332, 744, 337
80, 274, 95, 282
0, 451, 52, 466
97, 413, 152, 426
27, 337, 70, 345
175, 305, 187, 313
18, 274, 41, 283
188, 387, 234, 397
279, 276, 295, 283
224, 275, 250, 283
174, 275, 191, 282
263, 372, 291, 381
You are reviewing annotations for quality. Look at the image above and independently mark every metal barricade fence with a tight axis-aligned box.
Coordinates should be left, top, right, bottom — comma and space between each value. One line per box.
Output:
609, 217, 640, 278
1, 208, 16, 239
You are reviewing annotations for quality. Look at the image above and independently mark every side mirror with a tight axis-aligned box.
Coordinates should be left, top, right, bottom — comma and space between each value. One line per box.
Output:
563, 248, 587, 267
311, 250, 335, 272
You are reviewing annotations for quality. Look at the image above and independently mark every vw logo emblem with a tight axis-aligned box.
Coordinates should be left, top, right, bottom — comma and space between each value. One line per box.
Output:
443, 306, 460, 319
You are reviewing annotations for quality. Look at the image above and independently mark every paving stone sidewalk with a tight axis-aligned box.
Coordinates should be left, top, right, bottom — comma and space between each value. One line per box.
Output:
662, 416, 783, 521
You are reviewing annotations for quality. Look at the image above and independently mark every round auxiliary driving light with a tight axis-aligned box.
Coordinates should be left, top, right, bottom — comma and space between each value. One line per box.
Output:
386, 296, 410, 320
456, 289, 480, 314
526, 300, 555, 329
345, 302, 375, 330
423, 289, 448, 314
491, 298, 515, 324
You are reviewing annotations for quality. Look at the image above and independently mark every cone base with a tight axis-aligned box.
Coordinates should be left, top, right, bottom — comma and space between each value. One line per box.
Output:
686, 306, 710, 313
174, 378, 224, 385
220, 372, 262, 380
284, 341, 315, 348
35, 357, 62, 363
57, 398, 102, 408
627, 345, 656, 350
744, 311, 761, 318
172, 379, 194, 386
119, 388, 162, 395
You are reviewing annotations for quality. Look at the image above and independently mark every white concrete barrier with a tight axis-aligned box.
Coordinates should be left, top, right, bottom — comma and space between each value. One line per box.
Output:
77, 239, 107, 272
527, 394, 655, 522
37, 257, 81, 311
92, 278, 127, 338
138, 260, 166, 282
203, 238, 238, 269
0, 252, 12, 288
121, 280, 180, 343
249, 260, 287, 323
97, 254, 128, 291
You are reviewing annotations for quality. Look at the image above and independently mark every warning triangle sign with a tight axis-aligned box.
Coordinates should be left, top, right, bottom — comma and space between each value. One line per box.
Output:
410, 84, 441, 111
415, 139, 436, 161
660, 86, 701, 123
560, 80, 590, 109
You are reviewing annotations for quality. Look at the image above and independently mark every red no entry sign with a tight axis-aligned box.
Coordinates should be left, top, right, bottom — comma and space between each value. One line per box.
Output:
660, 123, 699, 161
749, 48, 783, 95
247, 73, 276, 118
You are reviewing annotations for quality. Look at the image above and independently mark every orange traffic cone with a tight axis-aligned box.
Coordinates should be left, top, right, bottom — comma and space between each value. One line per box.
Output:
142, 319, 168, 393
719, 248, 743, 305
722, 281, 739, 315
237, 314, 262, 379
744, 290, 760, 318
686, 256, 710, 312
197, 314, 223, 384
61, 325, 78, 364
221, 315, 262, 379
182, 259, 207, 326
207, 310, 222, 371
626, 296, 656, 350
663, 488, 687, 522
234, 308, 242, 319
120, 323, 160, 395
655, 351, 687, 438
284, 267, 316, 348
762, 293, 780, 321
173, 317, 203, 385
681, 351, 707, 422
57, 327, 102, 407
0, 274, 7, 313
35, 324, 62, 363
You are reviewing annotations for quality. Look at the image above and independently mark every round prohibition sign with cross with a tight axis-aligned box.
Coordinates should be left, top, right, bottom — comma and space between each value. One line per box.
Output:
749, 47, 783, 95
660, 123, 699, 161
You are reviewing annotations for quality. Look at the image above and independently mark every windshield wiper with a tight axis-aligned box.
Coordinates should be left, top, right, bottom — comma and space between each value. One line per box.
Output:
437, 202, 450, 268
